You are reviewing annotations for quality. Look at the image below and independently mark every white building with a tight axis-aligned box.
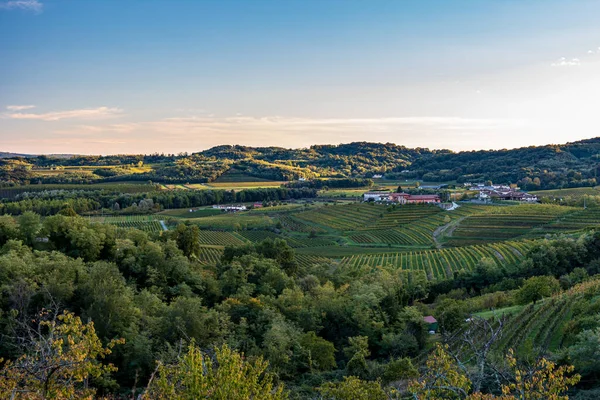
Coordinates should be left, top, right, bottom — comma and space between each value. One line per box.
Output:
363, 191, 391, 202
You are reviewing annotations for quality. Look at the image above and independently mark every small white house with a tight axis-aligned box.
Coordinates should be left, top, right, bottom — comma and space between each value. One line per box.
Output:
372, 174, 383, 179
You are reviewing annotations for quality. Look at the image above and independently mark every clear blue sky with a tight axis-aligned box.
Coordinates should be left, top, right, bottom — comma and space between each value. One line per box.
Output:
1, 0, 600, 154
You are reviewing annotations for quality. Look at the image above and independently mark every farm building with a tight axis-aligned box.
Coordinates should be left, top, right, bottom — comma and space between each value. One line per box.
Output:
391, 193, 441, 204
478, 189, 538, 202
363, 191, 392, 202
212, 204, 247, 212
364, 191, 441, 204
424, 316, 438, 333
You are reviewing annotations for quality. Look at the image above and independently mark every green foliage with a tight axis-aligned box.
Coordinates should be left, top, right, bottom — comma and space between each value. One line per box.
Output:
516, 276, 561, 305
318, 376, 387, 400
143, 343, 287, 400
299, 331, 337, 372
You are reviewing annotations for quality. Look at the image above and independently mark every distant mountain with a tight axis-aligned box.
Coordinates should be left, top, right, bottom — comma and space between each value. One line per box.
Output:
0, 152, 35, 159
0, 152, 78, 159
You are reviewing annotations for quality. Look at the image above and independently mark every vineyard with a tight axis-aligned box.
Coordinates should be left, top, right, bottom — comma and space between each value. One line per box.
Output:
494, 279, 600, 354
294, 204, 384, 231
540, 207, 600, 232
338, 241, 533, 280
277, 214, 327, 233
91, 215, 166, 233
189, 214, 274, 230
446, 205, 575, 246
531, 186, 600, 199
197, 231, 247, 246
198, 246, 224, 265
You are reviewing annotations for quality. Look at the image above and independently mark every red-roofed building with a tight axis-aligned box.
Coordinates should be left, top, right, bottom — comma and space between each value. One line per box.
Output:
391, 193, 440, 204
423, 316, 438, 332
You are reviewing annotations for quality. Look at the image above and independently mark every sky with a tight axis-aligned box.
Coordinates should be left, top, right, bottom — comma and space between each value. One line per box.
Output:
1, 0, 600, 155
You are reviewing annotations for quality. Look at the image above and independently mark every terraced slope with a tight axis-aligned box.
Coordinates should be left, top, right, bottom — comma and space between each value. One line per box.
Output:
294, 204, 384, 231
495, 279, 600, 354
339, 241, 533, 280
447, 205, 575, 246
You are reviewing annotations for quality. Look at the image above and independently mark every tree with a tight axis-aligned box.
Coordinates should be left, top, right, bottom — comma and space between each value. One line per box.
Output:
318, 376, 387, 400
18, 211, 41, 246
142, 343, 286, 400
436, 298, 467, 334
344, 336, 370, 379
0, 310, 123, 399
568, 327, 600, 378
500, 349, 580, 400
0, 215, 19, 247
408, 344, 580, 400
409, 343, 471, 399
516, 276, 560, 305
299, 331, 337, 372
174, 224, 201, 259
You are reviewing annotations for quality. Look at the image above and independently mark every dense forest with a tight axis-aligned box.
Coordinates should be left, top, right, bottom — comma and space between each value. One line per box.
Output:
4, 138, 600, 188
0, 210, 599, 398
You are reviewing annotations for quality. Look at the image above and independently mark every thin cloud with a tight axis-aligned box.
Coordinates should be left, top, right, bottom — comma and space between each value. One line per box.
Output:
6, 105, 36, 111
551, 57, 581, 67
0, 0, 43, 12
4, 106, 123, 121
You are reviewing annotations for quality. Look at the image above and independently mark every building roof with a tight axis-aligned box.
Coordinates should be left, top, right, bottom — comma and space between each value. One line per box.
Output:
423, 316, 437, 323
408, 195, 440, 200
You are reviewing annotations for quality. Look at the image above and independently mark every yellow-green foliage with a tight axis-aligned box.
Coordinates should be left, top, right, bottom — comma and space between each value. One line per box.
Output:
143, 343, 287, 400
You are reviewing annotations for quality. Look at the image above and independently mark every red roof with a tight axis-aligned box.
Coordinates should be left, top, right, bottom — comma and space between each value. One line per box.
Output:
408, 195, 440, 200
423, 316, 437, 323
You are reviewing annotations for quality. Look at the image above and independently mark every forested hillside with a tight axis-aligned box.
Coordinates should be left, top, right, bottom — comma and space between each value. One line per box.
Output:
4, 138, 600, 188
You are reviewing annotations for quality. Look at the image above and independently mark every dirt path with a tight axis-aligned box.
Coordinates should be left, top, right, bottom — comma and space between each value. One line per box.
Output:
432, 216, 466, 249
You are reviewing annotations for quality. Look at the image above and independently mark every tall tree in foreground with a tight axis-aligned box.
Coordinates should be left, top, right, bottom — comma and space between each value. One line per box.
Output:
142, 343, 287, 400
408, 343, 580, 400
0, 310, 123, 399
